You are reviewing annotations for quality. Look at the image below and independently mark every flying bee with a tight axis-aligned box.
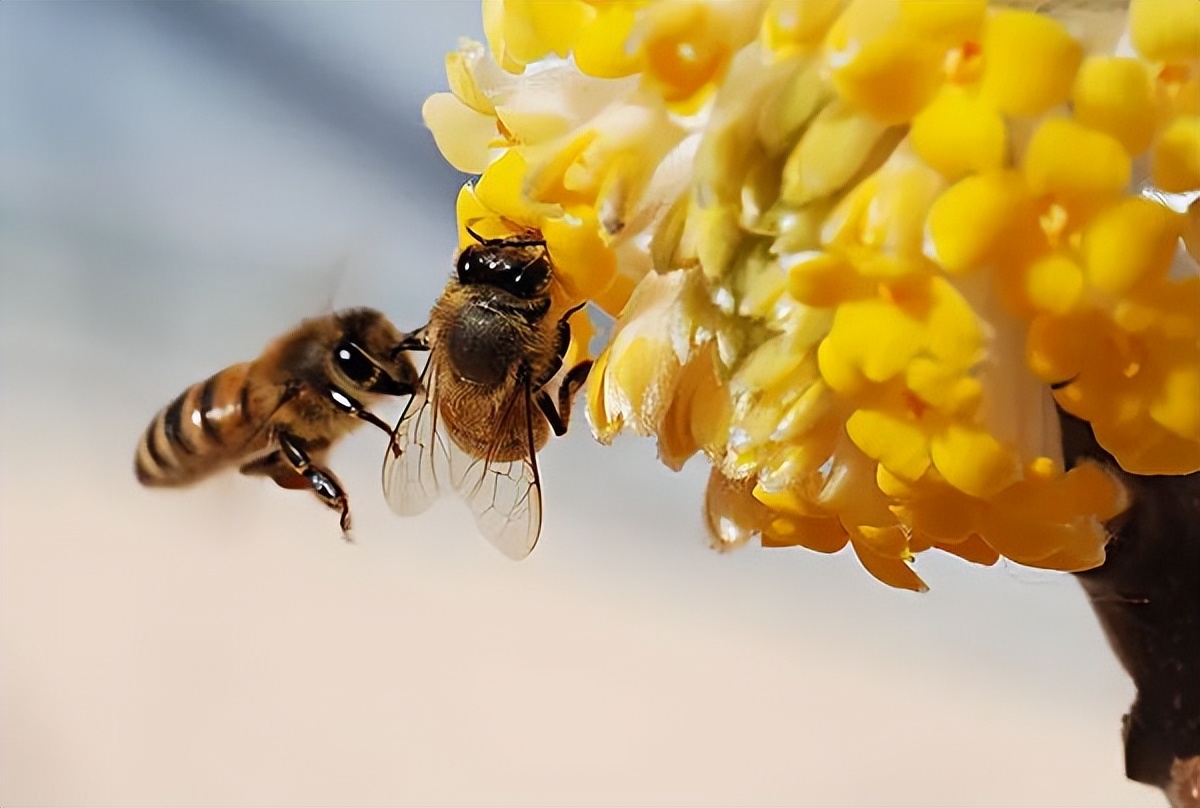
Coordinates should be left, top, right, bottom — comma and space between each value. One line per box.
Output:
383, 228, 593, 559
135, 308, 422, 533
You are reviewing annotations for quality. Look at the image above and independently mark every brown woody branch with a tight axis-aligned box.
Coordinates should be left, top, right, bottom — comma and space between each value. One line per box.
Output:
1060, 411, 1200, 799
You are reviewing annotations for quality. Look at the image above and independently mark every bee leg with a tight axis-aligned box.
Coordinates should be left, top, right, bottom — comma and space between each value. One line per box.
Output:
273, 432, 354, 536
535, 360, 593, 437
557, 359, 593, 431
239, 452, 352, 536
394, 325, 431, 353
322, 387, 393, 438
533, 301, 589, 391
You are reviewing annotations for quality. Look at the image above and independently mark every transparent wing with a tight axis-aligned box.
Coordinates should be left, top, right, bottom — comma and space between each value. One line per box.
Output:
382, 359, 452, 516
449, 381, 543, 560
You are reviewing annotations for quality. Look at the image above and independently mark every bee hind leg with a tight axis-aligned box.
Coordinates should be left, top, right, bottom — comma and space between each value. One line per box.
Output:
535, 360, 593, 437
240, 435, 354, 538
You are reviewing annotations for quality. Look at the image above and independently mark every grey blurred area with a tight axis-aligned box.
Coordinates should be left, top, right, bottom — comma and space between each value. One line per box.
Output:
0, 4, 1159, 806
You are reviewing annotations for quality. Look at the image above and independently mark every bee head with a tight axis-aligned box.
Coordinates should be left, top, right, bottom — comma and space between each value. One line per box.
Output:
331, 308, 420, 397
456, 230, 552, 299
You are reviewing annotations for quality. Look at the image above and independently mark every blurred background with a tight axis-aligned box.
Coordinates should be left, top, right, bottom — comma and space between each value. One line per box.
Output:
0, 4, 1158, 805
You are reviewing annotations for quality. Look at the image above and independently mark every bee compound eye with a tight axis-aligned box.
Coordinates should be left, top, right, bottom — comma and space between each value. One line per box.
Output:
456, 250, 481, 283
334, 342, 378, 386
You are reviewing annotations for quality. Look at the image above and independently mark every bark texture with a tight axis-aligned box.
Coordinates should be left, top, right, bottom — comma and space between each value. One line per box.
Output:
1060, 411, 1200, 794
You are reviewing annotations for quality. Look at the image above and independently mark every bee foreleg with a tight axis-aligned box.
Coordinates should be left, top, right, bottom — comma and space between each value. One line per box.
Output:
394, 325, 431, 353
273, 432, 354, 536
533, 302, 589, 391
323, 387, 393, 438
535, 360, 593, 437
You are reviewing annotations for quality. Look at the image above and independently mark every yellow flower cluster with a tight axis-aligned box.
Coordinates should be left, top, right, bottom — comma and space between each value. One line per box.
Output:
425, 0, 1200, 589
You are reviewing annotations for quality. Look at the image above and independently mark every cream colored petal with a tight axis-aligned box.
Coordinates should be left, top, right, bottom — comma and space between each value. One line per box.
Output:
421, 93, 497, 175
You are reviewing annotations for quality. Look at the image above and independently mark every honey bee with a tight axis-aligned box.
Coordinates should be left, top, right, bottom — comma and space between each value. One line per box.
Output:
135, 308, 422, 533
383, 229, 592, 559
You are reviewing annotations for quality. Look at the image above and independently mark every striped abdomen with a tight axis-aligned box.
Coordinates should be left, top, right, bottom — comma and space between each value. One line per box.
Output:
135, 362, 270, 486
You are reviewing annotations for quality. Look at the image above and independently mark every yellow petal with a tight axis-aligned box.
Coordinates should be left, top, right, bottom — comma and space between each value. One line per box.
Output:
983, 514, 1104, 569
1152, 116, 1200, 193
978, 11, 1082, 117
934, 533, 1000, 566
825, 299, 924, 384
926, 171, 1031, 273
846, 408, 931, 481
455, 183, 523, 249
1098, 415, 1200, 476
773, 381, 834, 444
474, 149, 552, 228
761, 511, 850, 553
907, 485, 979, 543
1024, 252, 1084, 315
592, 270, 639, 318
754, 483, 821, 520
526, 0, 594, 58
786, 251, 872, 307
760, 0, 845, 57
1033, 545, 1107, 574
821, 172, 877, 247
523, 129, 597, 208
924, 276, 984, 369
1056, 461, 1128, 523
851, 539, 928, 592
899, 1, 987, 45
490, 0, 589, 67
422, 93, 496, 175
906, 357, 981, 415
930, 424, 1021, 498
825, 0, 900, 51
855, 522, 910, 559
659, 343, 729, 470
910, 87, 1006, 179
445, 43, 499, 114
1072, 57, 1158, 156
1082, 197, 1182, 297
542, 205, 619, 300
831, 29, 944, 124
782, 101, 892, 205
1115, 276, 1200, 341
1023, 118, 1131, 201
1130, 0, 1200, 65
756, 61, 833, 156
586, 348, 621, 441
1097, 416, 1200, 476
1026, 312, 1091, 384
1185, 198, 1200, 264
733, 333, 807, 399
608, 335, 665, 420
1149, 361, 1200, 440
1170, 75, 1200, 119
642, 3, 732, 105
483, 0, 526, 73
705, 472, 768, 553
857, 151, 948, 267
573, 4, 642, 78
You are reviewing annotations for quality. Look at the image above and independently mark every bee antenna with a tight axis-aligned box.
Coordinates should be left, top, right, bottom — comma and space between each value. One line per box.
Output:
464, 219, 546, 249
465, 224, 488, 245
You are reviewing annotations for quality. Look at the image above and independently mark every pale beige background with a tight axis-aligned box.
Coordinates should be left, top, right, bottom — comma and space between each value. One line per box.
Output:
0, 3, 1160, 806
